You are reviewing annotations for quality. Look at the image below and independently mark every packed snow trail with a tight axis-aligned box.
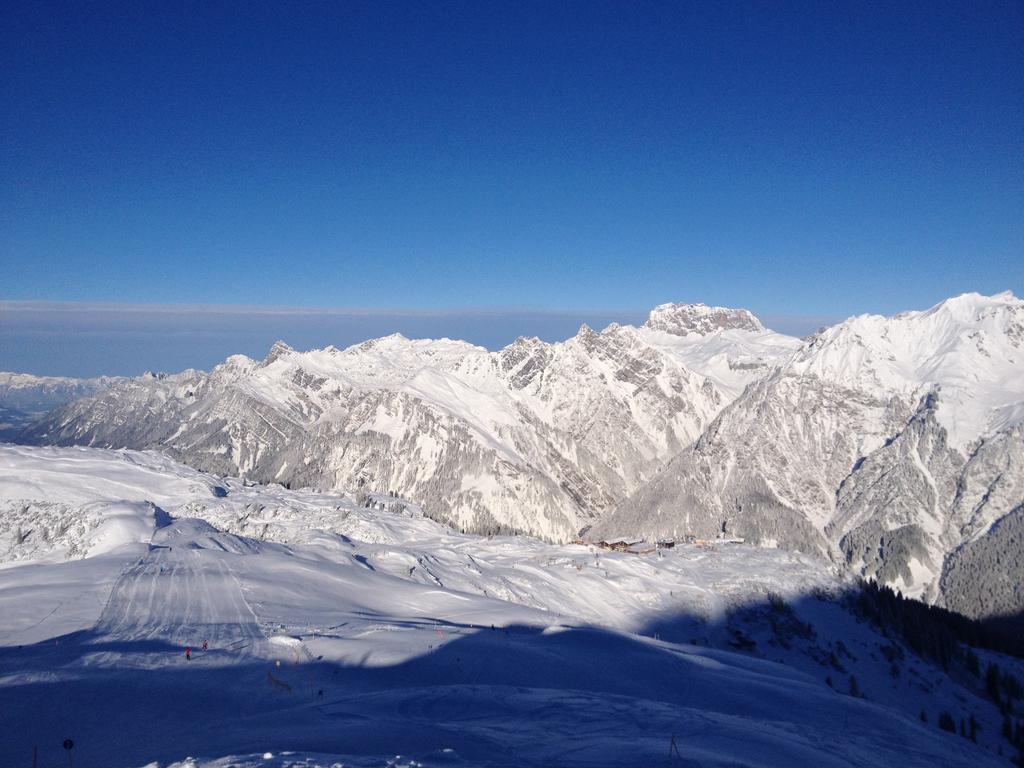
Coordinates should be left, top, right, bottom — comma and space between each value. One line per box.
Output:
90, 522, 266, 667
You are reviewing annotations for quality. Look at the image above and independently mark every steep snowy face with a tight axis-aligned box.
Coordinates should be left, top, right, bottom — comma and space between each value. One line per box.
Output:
20, 306, 795, 542
792, 291, 1024, 449
594, 292, 1024, 611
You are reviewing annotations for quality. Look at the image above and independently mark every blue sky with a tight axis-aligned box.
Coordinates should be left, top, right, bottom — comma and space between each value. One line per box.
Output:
2, 1, 1022, 375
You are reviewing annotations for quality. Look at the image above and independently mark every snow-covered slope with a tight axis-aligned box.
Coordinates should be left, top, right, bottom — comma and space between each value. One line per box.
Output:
0, 445, 1015, 768
593, 292, 1024, 610
0, 372, 124, 438
20, 304, 798, 541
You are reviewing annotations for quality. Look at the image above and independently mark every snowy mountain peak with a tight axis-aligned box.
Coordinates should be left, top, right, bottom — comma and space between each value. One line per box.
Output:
262, 340, 296, 366
922, 289, 1020, 316
644, 302, 765, 336
789, 291, 1024, 448
220, 354, 257, 371
351, 331, 435, 354
0, 373, 128, 438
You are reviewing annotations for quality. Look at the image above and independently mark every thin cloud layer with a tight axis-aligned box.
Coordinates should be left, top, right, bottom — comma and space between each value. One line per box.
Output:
0, 302, 835, 378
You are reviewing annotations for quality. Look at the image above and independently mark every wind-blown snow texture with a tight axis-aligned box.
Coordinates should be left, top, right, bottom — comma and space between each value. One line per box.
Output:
14, 293, 1024, 615
0, 445, 1015, 768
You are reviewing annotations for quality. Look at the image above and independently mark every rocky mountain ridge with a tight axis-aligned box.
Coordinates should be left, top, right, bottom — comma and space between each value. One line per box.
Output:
18, 303, 799, 541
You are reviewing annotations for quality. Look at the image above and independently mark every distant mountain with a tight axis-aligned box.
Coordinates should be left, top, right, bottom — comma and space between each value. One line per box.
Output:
591, 292, 1024, 615
19, 303, 798, 541
0, 372, 125, 439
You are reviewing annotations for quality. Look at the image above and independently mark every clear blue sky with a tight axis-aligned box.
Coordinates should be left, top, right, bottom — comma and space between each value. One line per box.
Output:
1, 1, 1022, 374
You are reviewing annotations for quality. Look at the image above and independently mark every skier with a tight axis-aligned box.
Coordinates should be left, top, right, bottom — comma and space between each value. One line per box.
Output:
202, 640, 208, 651
185, 646, 192, 661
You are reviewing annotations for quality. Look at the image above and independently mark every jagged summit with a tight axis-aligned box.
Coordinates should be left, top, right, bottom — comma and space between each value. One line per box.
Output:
262, 340, 295, 366
644, 302, 765, 336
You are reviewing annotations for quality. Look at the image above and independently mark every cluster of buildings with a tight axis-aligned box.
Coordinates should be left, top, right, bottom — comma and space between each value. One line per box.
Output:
585, 535, 746, 554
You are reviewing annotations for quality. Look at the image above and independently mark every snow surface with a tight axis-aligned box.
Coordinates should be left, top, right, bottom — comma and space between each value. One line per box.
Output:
0, 445, 1011, 768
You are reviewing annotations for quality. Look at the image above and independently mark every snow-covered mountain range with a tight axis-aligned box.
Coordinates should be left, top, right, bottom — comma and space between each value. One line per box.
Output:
17, 303, 798, 542
10, 293, 1024, 618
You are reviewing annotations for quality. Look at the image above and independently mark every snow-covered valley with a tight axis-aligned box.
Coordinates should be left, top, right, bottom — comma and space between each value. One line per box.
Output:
1, 445, 1021, 767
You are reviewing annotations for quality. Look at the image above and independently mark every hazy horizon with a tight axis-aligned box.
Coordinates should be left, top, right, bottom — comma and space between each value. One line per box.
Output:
5, 288, 1018, 378
1, 298, 847, 378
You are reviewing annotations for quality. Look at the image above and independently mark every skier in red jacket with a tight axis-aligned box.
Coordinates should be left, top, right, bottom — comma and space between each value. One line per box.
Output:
185, 646, 192, 661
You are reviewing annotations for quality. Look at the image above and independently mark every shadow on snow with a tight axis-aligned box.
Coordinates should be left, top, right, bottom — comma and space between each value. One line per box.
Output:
2, 586, 1016, 768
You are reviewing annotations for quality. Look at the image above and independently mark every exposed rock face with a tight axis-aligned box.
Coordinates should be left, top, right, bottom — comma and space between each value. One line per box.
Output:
645, 303, 765, 336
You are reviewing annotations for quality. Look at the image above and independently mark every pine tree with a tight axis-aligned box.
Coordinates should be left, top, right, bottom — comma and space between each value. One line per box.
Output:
920, 709, 927, 723
960, 718, 967, 738
965, 648, 980, 677
969, 714, 978, 742
1005, 715, 1013, 741
1004, 671, 1024, 701
848, 674, 860, 697
987, 662, 1002, 703
938, 712, 956, 733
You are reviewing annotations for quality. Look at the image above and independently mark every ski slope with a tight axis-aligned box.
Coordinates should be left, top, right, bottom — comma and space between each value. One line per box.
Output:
90, 524, 267, 668
0, 445, 1013, 767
